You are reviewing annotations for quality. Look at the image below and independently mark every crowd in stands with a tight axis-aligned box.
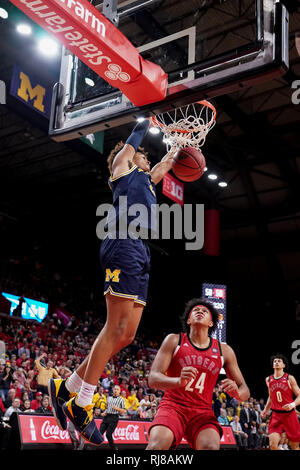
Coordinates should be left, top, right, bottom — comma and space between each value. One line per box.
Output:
0, 256, 296, 450
0, 308, 286, 451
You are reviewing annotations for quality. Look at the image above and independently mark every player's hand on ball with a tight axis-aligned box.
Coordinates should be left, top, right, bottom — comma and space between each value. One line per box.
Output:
178, 367, 198, 387
220, 379, 239, 398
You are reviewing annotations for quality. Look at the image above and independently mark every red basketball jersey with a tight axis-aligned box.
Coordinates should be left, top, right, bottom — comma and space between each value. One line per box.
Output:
162, 333, 223, 410
268, 373, 294, 411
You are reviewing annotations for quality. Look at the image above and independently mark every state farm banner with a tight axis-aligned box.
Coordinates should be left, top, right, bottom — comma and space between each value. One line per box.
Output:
17, 414, 236, 448
10, 0, 167, 106
162, 173, 184, 206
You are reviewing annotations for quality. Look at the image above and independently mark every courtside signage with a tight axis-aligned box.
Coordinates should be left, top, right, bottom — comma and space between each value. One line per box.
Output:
10, 0, 167, 106
18, 414, 236, 447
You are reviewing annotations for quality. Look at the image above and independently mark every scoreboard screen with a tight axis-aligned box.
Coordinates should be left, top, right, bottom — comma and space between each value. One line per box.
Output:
202, 283, 227, 343
2, 292, 49, 323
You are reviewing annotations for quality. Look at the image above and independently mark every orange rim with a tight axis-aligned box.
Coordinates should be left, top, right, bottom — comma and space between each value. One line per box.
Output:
151, 100, 217, 134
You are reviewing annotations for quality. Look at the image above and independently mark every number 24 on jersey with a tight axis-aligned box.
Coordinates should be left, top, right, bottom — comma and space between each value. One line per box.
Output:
185, 372, 206, 394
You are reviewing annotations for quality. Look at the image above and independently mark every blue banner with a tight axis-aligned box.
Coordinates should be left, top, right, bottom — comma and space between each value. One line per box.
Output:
10, 65, 52, 118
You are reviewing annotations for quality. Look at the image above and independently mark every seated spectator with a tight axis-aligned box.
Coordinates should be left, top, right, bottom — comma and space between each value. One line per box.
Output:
16, 353, 29, 368
126, 390, 140, 417
25, 370, 37, 395
36, 395, 51, 414
10, 379, 23, 399
57, 366, 72, 379
119, 378, 129, 398
4, 389, 16, 409
0, 364, 12, 402
136, 387, 145, 402
22, 399, 35, 413
230, 415, 248, 449
218, 408, 229, 425
147, 401, 158, 419
31, 391, 43, 410
93, 407, 102, 418
102, 374, 114, 391
4, 398, 21, 418
226, 407, 234, 423
93, 385, 107, 412
21, 391, 31, 406
137, 395, 151, 419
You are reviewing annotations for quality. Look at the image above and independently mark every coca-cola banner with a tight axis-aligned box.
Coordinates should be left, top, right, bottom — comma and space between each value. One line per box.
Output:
18, 414, 236, 448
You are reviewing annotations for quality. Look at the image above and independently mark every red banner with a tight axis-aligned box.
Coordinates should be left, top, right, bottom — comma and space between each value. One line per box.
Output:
162, 173, 184, 206
18, 414, 236, 447
10, 0, 167, 106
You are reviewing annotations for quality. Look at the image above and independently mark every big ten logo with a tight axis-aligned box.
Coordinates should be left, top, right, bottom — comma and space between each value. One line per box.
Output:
291, 340, 300, 365
291, 80, 300, 105
163, 175, 184, 205
17, 71, 46, 113
0, 80, 6, 104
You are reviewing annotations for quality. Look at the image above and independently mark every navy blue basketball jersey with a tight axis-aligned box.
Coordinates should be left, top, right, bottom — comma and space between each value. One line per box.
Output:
106, 165, 157, 237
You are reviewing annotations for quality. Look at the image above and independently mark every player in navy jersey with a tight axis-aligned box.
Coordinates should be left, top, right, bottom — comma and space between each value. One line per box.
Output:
261, 354, 300, 450
146, 299, 250, 450
49, 119, 175, 445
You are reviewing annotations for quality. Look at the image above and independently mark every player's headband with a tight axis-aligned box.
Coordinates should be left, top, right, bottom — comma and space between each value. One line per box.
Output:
188, 305, 212, 322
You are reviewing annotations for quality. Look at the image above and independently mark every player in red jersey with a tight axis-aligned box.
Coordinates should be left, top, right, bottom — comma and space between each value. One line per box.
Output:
146, 298, 250, 450
261, 354, 300, 450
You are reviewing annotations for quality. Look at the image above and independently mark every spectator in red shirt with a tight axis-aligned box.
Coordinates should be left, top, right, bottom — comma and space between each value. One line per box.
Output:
120, 379, 130, 398
10, 380, 23, 399
31, 392, 43, 411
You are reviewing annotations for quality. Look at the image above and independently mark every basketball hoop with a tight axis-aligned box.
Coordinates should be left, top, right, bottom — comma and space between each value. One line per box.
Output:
151, 100, 217, 151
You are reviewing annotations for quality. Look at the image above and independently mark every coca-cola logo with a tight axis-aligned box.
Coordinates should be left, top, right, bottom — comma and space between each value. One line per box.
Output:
41, 420, 70, 440
111, 424, 140, 442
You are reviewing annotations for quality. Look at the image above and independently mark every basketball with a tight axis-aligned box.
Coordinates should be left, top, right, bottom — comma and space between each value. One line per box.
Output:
172, 147, 206, 182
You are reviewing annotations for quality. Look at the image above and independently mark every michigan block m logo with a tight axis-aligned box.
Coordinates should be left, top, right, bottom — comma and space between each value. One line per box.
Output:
105, 269, 121, 282
17, 71, 46, 113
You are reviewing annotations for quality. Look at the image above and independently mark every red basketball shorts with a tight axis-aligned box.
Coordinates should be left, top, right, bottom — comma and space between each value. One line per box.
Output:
268, 410, 300, 442
149, 401, 223, 449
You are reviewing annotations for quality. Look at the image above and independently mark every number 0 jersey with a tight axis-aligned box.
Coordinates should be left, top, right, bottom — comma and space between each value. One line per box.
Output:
162, 333, 223, 410
268, 373, 294, 412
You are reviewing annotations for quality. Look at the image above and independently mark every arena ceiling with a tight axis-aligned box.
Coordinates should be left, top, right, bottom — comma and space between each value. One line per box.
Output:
1, 0, 300, 298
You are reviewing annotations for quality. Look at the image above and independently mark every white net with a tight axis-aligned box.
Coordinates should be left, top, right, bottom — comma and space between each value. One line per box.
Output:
151, 100, 216, 151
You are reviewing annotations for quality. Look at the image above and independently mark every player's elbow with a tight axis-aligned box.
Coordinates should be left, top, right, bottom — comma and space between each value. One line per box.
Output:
148, 372, 157, 388
239, 385, 250, 401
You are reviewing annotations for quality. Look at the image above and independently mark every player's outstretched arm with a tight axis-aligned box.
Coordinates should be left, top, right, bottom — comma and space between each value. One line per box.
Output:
222, 343, 250, 401
111, 120, 150, 177
282, 375, 300, 411
148, 334, 198, 390
150, 148, 177, 185
261, 377, 271, 419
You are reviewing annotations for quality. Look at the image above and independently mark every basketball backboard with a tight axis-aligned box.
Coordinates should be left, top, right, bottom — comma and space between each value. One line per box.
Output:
49, 0, 289, 141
